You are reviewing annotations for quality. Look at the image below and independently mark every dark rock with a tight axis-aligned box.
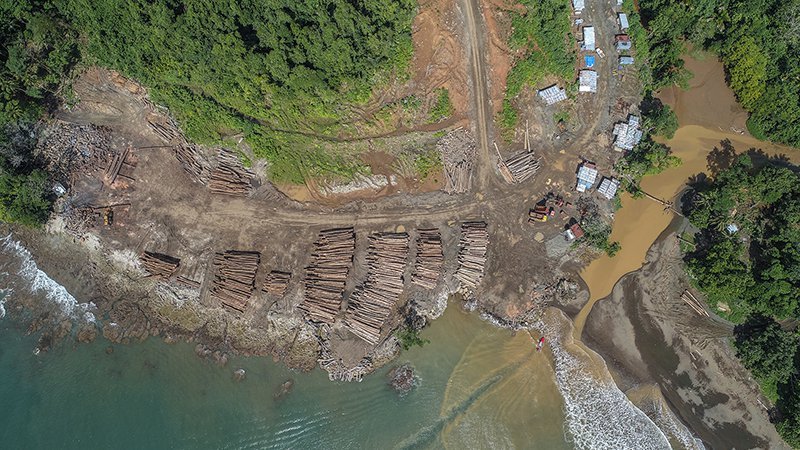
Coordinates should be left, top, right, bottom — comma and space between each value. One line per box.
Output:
273, 379, 294, 400
105, 346, 114, 354
387, 363, 418, 395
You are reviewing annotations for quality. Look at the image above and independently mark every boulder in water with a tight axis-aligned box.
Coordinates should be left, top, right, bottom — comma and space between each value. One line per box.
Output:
232, 368, 246, 382
273, 379, 295, 400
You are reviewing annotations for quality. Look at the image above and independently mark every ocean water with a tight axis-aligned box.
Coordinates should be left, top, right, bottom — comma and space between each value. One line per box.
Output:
0, 236, 685, 449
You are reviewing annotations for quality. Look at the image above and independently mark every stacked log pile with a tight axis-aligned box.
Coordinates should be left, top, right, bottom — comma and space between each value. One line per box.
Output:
147, 116, 183, 144
210, 251, 261, 312
208, 149, 255, 196
345, 232, 409, 345
37, 121, 113, 185
140, 252, 180, 279
438, 129, 476, 194
175, 276, 201, 289
503, 151, 540, 183
412, 228, 444, 289
299, 228, 356, 324
104, 146, 131, 185
263, 270, 291, 297
455, 221, 489, 290
174, 144, 211, 183
681, 290, 709, 317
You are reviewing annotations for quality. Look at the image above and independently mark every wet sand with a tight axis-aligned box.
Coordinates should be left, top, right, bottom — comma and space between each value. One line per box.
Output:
583, 222, 787, 449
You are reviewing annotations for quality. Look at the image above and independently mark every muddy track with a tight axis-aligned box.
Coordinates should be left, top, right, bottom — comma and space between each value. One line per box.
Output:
460, 0, 496, 191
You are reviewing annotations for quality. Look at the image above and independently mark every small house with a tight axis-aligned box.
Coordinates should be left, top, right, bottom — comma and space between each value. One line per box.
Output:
612, 115, 643, 151
579, 70, 598, 93
582, 26, 596, 51
726, 224, 739, 234
573, 0, 585, 14
597, 177, 620, 200
538, 84, 568, 106
565, 223, 585, 241
618, 13, 629, 31
619, 56, 634, 65
576, 162, 598, 192
615, 34, 632, 51
585, 55, 596, 68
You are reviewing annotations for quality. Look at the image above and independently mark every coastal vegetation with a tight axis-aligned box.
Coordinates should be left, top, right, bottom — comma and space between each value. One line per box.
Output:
499, 0, 574, 138
634, 0, 800, 147
683, 152, 800, 445
395, 326, 429, 351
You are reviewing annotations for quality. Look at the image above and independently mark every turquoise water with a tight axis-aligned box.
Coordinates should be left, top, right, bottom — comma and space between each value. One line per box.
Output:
0, 301, 570, 449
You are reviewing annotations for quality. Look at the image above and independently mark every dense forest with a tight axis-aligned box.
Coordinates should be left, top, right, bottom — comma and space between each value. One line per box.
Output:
1, 0, 417, 202
683, 152, 800, 445
633, 0, 800, 146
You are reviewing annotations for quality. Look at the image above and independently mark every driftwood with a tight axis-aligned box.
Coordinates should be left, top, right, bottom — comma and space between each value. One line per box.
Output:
344, 232, 409, 345
681, 290, 709, 317
299, 228, 356, 324
140, 251, 180, 279
455, 221, 489, 291
263, 270, 291, 297
412, 228, 444, 289
208, 149, 255, 196
210, 250, 261, 312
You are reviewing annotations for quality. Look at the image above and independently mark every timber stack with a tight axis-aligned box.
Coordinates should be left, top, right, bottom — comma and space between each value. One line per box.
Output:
208, 149, 255, 196
147, 116, 184, 144
210, 250, 261, 313
681, 290, 709, 317
503, 151, 540, 183
263, 270, 291, 297
455, 221, 489, 290
174, 144, 211, 183
438, 129, 476, 194
140, 251, 180, 279
104, 146, 131, 185
345, 232, 409, 345
299, 228, 356, 324
412, 228, 444, 289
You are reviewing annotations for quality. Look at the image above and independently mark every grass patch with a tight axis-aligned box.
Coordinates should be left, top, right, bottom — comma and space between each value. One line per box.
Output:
428, 88, 453, 123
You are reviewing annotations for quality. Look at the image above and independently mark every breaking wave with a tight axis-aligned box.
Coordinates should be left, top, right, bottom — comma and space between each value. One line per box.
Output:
0, 234, 95, 323
534, 311, 672, 450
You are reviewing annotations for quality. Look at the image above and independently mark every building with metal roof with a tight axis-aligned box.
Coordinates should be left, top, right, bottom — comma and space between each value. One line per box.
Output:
582, 26, 596, 51
576, 162, 598, 192
612, 115, 643, 151
537, 85, 568, 106
573, 0, 585, 13
615, 34, 632, 51
619, 56, 634, 65
618, 13, 629, 31
578, 70, 598, 93
597, 177, 621, 200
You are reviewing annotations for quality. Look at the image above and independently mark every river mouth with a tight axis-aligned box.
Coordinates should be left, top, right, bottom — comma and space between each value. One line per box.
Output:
574, 51, 799, 337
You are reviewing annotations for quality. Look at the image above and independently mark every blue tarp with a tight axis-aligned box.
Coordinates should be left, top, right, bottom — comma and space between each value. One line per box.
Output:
585, 55, 595, 68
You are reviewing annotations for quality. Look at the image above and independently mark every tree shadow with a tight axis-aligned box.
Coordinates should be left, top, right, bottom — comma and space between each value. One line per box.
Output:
706, 139, 737, 177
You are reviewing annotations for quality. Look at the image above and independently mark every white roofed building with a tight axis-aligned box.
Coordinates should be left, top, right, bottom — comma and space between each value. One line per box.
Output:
618, 13, 629, 31
579, 70, 598, 93
573, 0, 585, 13
597, 177, 621, 199
538, 85, 568, 105
612, 115, 643, 151
582, 26, 595, 51
576, 162, 598, 192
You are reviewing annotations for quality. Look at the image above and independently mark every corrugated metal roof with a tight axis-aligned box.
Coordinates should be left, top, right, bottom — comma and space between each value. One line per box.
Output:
576, 164, 598, 192
619, 56, 634, 65
597, 177, 620, 199
618, 13, 629, 30
579, 70, 598, 93
583, 26, 596, 51
573, 0, 585, 11
612, 115, 643, 150
537, 85, 568, 105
